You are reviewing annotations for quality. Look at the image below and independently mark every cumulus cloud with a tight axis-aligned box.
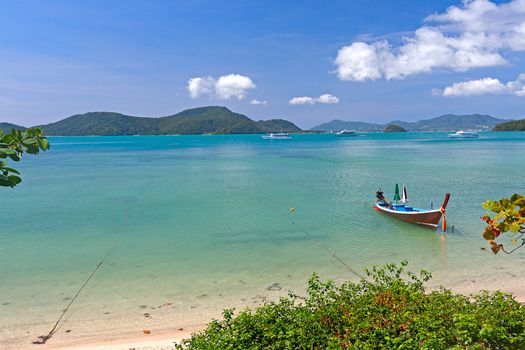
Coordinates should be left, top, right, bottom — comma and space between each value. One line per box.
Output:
334, 0, 525, 81
289, 96, 316, 105
188, 76, 215, 98
215, 74, 256, 100
317, 93, 340, 104
289, 93, 340, 105
250, 99, 267, 105
440, 74, 525, 96
187, 74, 255, 100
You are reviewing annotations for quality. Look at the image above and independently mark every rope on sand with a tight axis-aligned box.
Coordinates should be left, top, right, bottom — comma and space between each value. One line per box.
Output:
33, 208, 128, 345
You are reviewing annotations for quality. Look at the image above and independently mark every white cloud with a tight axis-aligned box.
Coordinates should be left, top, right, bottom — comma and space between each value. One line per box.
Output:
334, 0, 525, 81
187, 76, 214, 98
289, 93, 340, 105
215, 74, 256, 100
250, 99, 267, 105
289, 96, 315, 105
317, 93, 340, 104
187, 74, 255, 100
440, 74, 525, 96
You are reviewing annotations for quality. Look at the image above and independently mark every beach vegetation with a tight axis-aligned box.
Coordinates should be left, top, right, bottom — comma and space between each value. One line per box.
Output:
481, 194, 525, 254
176, 261, 525, 349
0, 127, 49, 187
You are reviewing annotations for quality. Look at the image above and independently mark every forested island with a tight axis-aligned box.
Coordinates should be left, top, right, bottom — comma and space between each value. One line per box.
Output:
1, 107, 302, 136
3, 109, 524, 136
384, 124, 407, 132
493, 119, 525, 131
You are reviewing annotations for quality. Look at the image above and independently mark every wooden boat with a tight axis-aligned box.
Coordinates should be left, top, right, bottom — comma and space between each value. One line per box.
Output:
373, 186, 450, 230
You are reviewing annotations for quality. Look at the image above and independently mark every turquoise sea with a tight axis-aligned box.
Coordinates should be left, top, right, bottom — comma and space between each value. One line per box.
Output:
1, 132, 525, 347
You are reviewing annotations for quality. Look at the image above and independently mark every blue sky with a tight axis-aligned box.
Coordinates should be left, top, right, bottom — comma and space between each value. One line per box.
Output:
1, 0, 524, 128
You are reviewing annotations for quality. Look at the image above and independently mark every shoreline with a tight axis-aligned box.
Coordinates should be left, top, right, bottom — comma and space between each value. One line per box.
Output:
41, 325, 205, 350
13, 286, 524, 350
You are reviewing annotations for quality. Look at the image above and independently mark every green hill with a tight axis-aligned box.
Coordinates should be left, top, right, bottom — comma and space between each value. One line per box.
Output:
256, 119, 302, 133
41, 112, 159, 136
35, 106, 302, 136
158, 106, 262, 134
0, 122, 26, 132
384, 124, 406, 132
493, 119, 525, 131
312, 114, 508, 132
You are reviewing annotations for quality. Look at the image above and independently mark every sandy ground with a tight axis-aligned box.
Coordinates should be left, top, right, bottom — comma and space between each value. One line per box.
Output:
4, 276, 524, 350
25, 292, 525, 350
41, 326, 203, 350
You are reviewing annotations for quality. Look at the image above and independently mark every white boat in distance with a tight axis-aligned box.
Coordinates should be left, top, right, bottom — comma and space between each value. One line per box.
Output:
335, 129, 356, 136
448, 130, 479, 138
262, 132, 292, 140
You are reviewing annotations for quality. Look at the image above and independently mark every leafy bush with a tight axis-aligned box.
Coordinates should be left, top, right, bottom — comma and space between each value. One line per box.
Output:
0, 127, 49, 187
481, 194, 525, 254
176, 261, 525, 349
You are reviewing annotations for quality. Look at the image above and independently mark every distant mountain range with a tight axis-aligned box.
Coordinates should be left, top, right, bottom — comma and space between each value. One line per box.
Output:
1, 110, 520, 135
312, 114, 509, 132
0, 106, 302, 136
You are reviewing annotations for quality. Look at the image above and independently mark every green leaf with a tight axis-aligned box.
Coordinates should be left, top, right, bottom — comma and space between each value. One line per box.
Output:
2, 167, 20, 174
0, 126, 49, 189
0, 179, 14, 187
513, 198, 525, 208
38, 138, 49, 150
8, 153, 21, 161
481, 200, 501, 212
510, 221, 522, 233
7, 175, 21, 185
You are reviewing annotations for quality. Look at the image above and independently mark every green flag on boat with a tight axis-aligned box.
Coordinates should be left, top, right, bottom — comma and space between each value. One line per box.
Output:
393, 183, 401, 201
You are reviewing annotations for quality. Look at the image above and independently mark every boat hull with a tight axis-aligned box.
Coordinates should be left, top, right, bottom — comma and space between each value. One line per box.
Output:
262, 136, 291, 140
373, 204, 443, 229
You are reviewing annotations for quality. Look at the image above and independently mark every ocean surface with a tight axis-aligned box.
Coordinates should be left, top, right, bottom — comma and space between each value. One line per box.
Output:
1, 132, 525, 347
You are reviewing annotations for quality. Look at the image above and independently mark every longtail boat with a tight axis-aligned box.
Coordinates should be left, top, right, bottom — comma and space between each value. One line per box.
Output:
373, 184, 450, 230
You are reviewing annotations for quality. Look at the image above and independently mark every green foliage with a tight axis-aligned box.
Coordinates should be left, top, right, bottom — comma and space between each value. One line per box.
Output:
481, 194, 525, 254
0, 127, 49, 187
38, 107, 303, 136
493, 119, 525, 131
176, 262, 525, 349
384, 124, 407, 132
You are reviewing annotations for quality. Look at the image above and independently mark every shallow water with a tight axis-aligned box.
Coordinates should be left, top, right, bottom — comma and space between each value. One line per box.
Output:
1, 132, 525, 347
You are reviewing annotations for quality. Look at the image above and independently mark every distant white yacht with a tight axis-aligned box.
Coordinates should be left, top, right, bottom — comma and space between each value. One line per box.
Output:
448, 130, 479, 138
262, 132, 292, 140
335, 129, 356, 136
